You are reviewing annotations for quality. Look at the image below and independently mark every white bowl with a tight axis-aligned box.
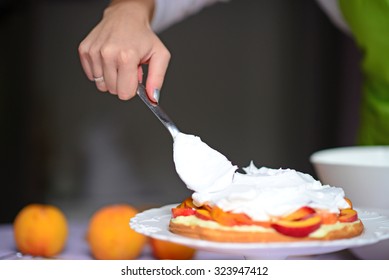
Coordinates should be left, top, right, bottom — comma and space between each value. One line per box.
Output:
310, 146, 389, 259
310, 146, 389, 210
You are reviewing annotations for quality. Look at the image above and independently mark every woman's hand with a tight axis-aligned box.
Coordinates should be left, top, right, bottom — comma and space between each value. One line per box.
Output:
78, 0, 171, 102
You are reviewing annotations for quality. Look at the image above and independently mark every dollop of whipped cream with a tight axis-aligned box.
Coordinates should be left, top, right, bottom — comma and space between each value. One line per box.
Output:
173, 133, 238, 193
173, 132, 350, 221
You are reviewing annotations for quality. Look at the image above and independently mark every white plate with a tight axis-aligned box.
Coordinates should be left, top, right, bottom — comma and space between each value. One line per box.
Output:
130, 204, 389, 259
349, 208, 389, 259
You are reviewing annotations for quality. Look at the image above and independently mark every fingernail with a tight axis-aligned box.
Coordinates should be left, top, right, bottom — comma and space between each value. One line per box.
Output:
153, 89, 160, 103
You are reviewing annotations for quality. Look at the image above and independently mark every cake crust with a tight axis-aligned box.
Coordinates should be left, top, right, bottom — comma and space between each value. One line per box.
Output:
169, 219, 364, 243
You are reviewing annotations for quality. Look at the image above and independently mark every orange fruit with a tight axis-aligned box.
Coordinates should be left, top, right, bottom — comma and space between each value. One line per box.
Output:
86, 204, 147, 260
150, 238, 196, 260
13, 204, 68, 257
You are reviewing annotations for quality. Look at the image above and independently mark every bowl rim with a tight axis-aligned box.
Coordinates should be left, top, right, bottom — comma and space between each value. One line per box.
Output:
310, 145, 389, 168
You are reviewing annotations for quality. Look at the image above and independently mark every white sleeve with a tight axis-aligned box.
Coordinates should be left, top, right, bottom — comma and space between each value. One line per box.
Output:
315, 0, 351, 34
151, 0, 228, 33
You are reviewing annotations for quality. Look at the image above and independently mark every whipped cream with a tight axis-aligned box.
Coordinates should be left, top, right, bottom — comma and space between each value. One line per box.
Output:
173, 132, 350, 221
173, 133, 237, 193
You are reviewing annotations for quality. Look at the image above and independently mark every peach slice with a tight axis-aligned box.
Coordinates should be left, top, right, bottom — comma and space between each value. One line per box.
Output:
200, 204, 213, 212
272, 215, 322, 237
195, 209, 212, 221
282, 206, 316, 221
177, 197, 196, 209
171, 208, 196, 218
338, 208, 358, 223
344, 197, 353, 209
211, 206, 253, 226
209, 207, 271, 227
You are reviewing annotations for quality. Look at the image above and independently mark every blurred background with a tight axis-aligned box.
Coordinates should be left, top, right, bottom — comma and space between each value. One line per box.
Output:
0, 0, 362, 223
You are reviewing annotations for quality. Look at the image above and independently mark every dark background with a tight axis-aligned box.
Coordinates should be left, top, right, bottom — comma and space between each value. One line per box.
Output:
0, 0, 362, 223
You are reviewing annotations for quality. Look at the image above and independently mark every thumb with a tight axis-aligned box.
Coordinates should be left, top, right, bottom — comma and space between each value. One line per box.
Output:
145, 49, 171, 103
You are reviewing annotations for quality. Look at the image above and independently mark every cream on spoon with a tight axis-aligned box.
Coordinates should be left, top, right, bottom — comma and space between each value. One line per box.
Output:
173, 133, 237, 193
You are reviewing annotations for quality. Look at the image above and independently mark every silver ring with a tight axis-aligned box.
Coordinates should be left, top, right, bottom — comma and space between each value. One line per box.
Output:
93, 76, 104, 83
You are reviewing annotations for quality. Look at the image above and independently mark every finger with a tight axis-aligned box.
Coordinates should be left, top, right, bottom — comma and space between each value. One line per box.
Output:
78, 42, 94, 81
145, 48, 171, 103
94, 76, 108, 92
101, 46, 118, 95
79, 38, 108, 92
116, 52, 139, 100
85, 43, 106, 92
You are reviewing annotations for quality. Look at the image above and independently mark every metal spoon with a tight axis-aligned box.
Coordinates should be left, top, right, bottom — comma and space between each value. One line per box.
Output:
136, 83, 180, 139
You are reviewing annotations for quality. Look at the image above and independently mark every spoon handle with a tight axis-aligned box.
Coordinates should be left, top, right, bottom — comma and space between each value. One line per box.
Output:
136, 83, 180, 139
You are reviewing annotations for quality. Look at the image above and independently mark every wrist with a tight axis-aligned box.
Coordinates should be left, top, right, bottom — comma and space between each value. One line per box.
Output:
107, 0, 155, 23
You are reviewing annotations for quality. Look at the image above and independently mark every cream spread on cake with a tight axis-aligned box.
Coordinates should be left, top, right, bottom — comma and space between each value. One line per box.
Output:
173, 132, 350, 222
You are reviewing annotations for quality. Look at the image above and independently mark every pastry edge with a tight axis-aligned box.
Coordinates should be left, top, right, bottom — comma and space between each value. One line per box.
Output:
169, 219, 364, 242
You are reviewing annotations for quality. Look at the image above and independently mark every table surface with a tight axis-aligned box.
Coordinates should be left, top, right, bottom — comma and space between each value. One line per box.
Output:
0, 223, 359, 260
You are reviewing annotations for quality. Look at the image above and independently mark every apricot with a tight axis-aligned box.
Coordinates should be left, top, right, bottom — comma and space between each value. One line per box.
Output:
272, 214, 322, 237
13, 204, 68, 257
282, 207, 316, 221
176, 197, 196, 209
150, 238, 196, 260
87, 204, 147, 260
171, 208, 196, 218
344, 197, 353, 209
211, 206, 253, 226
195, 209, 212, 221
338, 208, 358, 223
